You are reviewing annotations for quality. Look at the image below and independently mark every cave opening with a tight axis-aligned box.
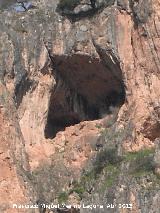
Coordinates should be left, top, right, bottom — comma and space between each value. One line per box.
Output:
44, 54, 126, 139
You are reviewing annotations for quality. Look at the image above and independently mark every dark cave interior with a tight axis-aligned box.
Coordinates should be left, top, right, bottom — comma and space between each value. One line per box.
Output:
44, 54, 126, 139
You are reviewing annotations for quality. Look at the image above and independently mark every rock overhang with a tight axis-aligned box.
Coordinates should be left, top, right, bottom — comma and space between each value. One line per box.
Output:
45, 52, 126, 138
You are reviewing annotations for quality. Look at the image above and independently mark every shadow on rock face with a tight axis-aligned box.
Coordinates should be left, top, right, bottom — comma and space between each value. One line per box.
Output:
44, 53, 126, 139
56, 0, 115, 22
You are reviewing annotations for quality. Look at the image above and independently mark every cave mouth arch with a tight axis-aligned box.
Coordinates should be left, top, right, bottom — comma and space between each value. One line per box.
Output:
44, 53, 126, 139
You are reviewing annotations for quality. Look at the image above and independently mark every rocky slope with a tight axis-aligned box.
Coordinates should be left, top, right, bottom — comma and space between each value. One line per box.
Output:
0, 0, 160, 212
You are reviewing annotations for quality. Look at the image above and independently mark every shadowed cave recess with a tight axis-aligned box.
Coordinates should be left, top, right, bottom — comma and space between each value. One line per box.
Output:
45, 53, 126, 139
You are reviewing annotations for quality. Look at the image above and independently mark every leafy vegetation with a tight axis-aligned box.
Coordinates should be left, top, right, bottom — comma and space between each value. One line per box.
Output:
99, 122, 133, 144
93, 148, 122, 174
125, 148, 155, 162
58, 192, 69, 204
101, 164, 120, 191
125, 148, 155, 177
69, 183, 85, 199
72, 148, 122, 196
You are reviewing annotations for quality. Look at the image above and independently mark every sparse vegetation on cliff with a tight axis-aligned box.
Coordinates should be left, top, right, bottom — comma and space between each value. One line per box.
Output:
125, 148, 155, 177
58, 192, 69, 204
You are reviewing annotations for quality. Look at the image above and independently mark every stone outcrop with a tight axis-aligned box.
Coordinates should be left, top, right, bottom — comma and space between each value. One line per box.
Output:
0, 0, 160, 212
0, 82, 36, 212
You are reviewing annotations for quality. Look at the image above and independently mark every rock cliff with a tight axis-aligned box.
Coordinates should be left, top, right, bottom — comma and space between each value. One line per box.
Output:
0, 0, 160, 212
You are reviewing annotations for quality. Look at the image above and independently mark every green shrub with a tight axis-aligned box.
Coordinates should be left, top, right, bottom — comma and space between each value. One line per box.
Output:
125, 148, 155, 177
58, 192, 69, 204
125, 148, 155, 161
99, 122, 133, 145
78, 146, 121, 186
94, 148, 121, 174
102, 164, 120, 189
70, 186, 85, 198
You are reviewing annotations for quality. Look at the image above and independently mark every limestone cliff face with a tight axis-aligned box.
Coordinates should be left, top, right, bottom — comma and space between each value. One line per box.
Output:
0, 0, 160, 212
